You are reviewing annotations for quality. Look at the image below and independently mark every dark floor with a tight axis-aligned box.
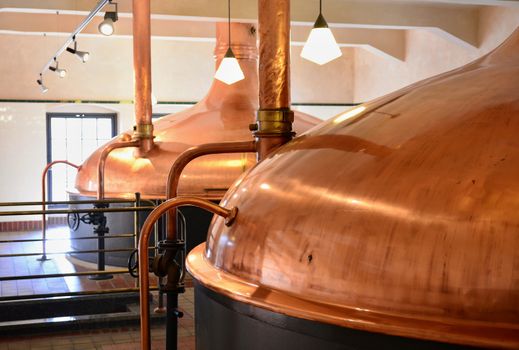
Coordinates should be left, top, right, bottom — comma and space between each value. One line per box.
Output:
0, 227, 195, 349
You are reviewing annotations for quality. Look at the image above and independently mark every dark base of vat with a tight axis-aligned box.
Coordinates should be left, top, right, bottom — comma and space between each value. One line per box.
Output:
194, 282, 479, 350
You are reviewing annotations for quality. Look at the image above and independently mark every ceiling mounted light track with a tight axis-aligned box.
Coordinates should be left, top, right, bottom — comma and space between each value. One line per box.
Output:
98, 1, 118, 36
36, 0, 110, 93
301, 0, 342, 65
214, 0, 245, 85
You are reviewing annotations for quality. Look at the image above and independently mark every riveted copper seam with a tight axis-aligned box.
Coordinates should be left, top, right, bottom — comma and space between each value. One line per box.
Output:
97, 139, 141, 199
132, 0, 154, 152
138, 197, 236, 350
41, 160, 80, 260
165, 141, 256, 240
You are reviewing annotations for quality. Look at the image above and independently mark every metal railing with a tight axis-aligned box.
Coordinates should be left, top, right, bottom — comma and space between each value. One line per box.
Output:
0, 193, 163, 301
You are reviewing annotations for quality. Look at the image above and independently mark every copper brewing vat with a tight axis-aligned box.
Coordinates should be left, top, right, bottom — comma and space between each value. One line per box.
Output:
74, 23, 319, 200
187, 28, 519, 349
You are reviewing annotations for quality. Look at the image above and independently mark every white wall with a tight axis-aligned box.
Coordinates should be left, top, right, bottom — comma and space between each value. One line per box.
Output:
354, 6, 519, 102
0, 102, 192, 221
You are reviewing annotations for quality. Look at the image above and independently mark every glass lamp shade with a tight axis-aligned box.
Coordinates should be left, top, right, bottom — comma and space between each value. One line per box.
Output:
214, 48, 245, 85
301, 26, 342, 65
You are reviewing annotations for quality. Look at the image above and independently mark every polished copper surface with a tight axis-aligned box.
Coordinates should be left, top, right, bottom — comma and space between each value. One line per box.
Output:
254, 0, 294, 160
132, 0, 153, 152
97, 136, 140, 199
137, 197, 236, 350
187, 28, 519, 348
258, 0, 290, 110
74, 22, 319, 199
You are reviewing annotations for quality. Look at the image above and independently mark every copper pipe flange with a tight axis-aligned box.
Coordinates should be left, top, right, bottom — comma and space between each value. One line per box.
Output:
251, 109, 295, 136
133, 124, 154, 139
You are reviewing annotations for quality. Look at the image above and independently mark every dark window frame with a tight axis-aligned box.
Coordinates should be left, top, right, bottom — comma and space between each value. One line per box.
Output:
46, 112, 117, 202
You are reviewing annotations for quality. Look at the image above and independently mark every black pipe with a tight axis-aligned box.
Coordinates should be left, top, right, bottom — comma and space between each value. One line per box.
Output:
89, 203, 113, 280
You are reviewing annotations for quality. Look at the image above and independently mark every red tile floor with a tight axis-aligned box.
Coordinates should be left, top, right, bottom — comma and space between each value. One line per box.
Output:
0, 227, 195, 349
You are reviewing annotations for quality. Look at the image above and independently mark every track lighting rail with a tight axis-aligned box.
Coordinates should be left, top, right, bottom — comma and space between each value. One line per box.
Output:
37, 0, 111, 87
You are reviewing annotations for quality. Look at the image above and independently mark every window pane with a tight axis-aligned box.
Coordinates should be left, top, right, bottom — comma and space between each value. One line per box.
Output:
51, 138, 66, 160
97, 119, 112, 139
48, 114, 115, 201
66, 137, 82, 164
82, 118, 97, 140
66, 168, 76, 190
51, 118, 67, 140
82, 140, 98, 160
66, 118, 82, 140
51, 168, 67, 201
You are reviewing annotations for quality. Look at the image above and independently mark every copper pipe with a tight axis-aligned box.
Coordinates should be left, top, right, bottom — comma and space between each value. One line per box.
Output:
165, 141, 256, 240
254, 0, 294, 160
97, 139, 141, 200
132, 0, 153, 152
40, 160, 80, 261
138, 197, 237, 350
258, 0, 290, 110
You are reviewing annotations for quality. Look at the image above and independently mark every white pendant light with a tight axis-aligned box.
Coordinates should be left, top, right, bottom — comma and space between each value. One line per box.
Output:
301, 0, 342, 65
215, 48, 245, 85
214, 0, 245, 85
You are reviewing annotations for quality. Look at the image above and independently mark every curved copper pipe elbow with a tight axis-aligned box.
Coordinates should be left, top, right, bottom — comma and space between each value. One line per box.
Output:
97, 138, 141, 200
138, 197, 238, 350
165, 140, 256, 240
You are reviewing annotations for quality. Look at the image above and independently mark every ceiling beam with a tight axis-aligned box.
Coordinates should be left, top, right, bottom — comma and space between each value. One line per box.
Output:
0, 0, 480, 47
0, 11, 407, 61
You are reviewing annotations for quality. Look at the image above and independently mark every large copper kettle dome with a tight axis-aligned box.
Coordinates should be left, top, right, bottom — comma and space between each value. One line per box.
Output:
74, 23, 319, 199
187, 28, 519, 348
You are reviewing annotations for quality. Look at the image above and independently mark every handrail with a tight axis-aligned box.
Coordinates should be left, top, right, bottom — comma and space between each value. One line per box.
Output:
40, 160, 80, 261
1, 206, 155, 216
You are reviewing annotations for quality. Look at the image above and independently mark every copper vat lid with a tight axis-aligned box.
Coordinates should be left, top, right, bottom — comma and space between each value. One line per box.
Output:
74, 23, 319, 199
187, 28, 519, 348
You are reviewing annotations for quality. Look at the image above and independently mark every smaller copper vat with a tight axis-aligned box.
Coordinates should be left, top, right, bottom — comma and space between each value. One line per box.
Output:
74, 23, 319, 200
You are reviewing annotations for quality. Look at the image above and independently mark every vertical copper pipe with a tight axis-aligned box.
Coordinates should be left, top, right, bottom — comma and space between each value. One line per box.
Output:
258, 0, 291, 109
97, 140, 140, 200
138, 197, 236, 350
40, 160, 80, 261
254, 0, 294, 160
165, 141, 256, 240
132, 0, 154, 152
